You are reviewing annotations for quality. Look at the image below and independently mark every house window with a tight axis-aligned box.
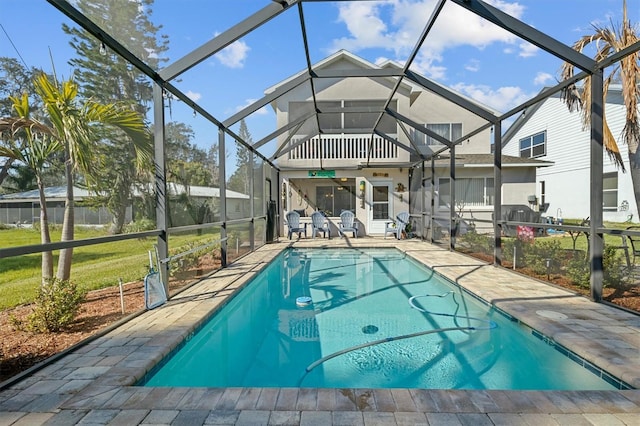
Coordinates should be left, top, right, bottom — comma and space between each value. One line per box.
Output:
519, 131, 546, 158
438, 177, 494, 208
423, 123, 462, 146
289, 100, 397, 135
344, 100, 396, 134
315, 185, 355, 216
603, 172, 618, 211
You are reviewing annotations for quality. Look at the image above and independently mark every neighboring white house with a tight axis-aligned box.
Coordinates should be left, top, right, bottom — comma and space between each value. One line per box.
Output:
502, 86, 637, 223
270, 50, 549, 236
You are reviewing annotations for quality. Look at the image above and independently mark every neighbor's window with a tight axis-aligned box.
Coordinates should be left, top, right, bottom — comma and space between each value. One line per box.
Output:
315, 185, 356, 216
438, 177, 494, 208
519, 131, 546, 158
603, 172, 618, 211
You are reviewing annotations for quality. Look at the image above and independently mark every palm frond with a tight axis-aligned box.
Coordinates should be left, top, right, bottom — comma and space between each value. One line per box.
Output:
560, 2, 640, 171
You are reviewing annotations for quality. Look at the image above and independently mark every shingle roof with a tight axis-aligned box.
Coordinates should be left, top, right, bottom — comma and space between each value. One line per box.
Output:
432, 153, 553, 168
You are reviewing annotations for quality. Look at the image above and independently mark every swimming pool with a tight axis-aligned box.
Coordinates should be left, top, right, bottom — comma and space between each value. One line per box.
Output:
142, 248, 623, 390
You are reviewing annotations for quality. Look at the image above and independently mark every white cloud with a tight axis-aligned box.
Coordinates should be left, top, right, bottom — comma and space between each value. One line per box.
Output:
451, 82, 532, 112
533, 72, 553, 86
465, 59, 480, 72
215, 37, 250, 69
328, 0, 527, 79
518, 41, 539, 58
186, 90, 201, 102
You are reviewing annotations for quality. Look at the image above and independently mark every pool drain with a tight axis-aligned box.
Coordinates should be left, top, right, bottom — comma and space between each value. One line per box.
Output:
362, 325, 379, 334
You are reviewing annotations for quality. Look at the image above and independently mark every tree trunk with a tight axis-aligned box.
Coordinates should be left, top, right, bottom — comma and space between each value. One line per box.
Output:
109, 200, 127, 234
37, 176, 53, 281
56, 160, 74, 281
628, 143, 640, 221
0, 158, 14, 187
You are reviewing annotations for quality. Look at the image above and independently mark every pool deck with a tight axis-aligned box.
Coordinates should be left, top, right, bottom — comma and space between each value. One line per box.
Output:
1, 238, 639, 425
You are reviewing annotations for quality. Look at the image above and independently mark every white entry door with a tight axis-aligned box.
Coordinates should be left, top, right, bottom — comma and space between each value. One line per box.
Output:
368, 181, 393, 234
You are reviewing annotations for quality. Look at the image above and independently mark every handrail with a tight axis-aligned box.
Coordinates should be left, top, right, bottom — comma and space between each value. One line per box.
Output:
0, 229, 162, 258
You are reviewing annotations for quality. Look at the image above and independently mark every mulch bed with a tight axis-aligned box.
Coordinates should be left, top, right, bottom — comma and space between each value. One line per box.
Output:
0, 255, 224, 384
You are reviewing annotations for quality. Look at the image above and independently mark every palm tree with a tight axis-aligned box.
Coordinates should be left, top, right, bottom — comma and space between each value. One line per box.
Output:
32, 73, 151, 281
560, 0, 640, 211
3, 74, 151, 281
0, 94, 59, 280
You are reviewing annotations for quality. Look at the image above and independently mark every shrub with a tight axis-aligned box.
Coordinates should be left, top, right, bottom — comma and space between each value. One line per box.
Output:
565, 245, 629, 290
123, 218, 156, 233
459, 230, 494, 254
566, 252, 590, 288
603, 245, 629, 289
522, 239, 562, 275
12, 278, 85, 333
168, 240, 208, 276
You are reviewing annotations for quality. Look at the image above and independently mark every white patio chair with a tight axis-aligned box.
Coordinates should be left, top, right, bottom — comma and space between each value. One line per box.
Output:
310, 211, 331, 239
385, 212, 410, 239
338, 210, 358, 238
285, 210, 307, 240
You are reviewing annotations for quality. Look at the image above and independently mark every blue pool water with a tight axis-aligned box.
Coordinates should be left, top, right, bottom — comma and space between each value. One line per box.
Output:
142, 248, 622, 390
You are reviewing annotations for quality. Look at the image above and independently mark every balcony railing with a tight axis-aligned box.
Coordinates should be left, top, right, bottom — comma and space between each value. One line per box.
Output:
288, 134, 399, 161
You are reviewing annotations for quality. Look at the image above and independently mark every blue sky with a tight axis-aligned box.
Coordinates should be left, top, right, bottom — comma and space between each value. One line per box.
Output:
1, 0, 639, 158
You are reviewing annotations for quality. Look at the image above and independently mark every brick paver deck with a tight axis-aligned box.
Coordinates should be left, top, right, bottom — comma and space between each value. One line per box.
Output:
1, 238, 639, 425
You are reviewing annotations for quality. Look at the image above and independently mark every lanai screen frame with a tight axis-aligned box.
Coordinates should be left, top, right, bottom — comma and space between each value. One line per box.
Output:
2, 0, 633, 302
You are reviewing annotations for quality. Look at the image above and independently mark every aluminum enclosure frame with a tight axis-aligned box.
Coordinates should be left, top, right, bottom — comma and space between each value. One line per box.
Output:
24, 0, 639, 304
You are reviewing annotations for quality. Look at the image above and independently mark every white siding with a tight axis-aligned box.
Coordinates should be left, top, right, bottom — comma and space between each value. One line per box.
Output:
503, 91, 637, 222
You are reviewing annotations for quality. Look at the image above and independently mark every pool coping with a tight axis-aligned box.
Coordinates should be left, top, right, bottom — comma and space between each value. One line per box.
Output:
1, 238, 639, 425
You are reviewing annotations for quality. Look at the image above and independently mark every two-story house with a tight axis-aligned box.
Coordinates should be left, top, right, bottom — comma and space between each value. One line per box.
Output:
502, 85, 637, 223
270, 50, 548, 236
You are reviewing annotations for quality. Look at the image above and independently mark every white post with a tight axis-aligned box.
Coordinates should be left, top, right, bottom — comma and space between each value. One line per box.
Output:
118, 278, 125, 314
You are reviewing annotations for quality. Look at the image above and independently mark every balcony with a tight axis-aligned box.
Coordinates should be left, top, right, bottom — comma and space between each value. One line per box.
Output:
281, 134, 406, 167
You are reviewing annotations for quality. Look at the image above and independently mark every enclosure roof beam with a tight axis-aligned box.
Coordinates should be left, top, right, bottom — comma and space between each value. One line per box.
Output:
159, 0, 299, 81
222, 73, 310, 128
404, 70, 498, 122
313, 68, 405, 78
367, 0, 447, 164
450, 0, 596, 72
385, 108, 452, 148
252, 111, 316, 150
271, 132, 317, 161
374, 129, 420, 157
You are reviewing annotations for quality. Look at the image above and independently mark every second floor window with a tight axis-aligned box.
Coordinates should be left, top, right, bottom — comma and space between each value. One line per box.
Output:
289, 100, 397, 135
425, 123, 462, 145
519, 131, 546, 158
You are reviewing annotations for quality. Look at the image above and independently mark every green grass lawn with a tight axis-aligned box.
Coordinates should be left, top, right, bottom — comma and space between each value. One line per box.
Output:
0, 227, 221, 310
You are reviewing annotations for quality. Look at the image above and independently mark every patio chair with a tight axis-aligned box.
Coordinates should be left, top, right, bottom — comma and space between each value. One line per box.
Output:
338, 210, 358, 238
310, 211, 331, 239
285, 210, 307, 240
385, 211, 410, 239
